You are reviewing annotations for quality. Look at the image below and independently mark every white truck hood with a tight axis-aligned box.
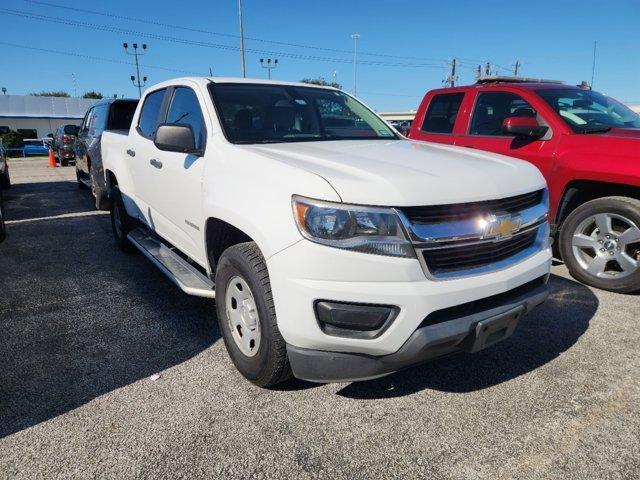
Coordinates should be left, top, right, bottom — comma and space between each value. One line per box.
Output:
245, 139, 546, 206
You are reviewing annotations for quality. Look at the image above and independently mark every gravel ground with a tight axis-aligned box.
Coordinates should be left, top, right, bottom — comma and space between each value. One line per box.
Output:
0, 157, 638, 480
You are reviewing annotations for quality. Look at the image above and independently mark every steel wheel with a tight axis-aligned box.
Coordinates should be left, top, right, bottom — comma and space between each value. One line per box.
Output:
571, 212, 640, 280
225, 275, 261, 357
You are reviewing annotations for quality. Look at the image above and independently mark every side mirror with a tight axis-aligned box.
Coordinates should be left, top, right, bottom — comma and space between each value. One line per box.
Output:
46, 133, 54, 138
153, 124, 201, 155
69, 125, 80, 136
502, 117, 548, 139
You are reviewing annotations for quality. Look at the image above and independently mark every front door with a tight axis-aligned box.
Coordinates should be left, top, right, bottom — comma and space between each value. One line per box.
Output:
145, 85, 207, 265
460, 91, 557, 180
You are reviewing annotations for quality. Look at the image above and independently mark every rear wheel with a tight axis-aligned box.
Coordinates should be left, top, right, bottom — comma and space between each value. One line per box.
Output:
0, 187, 6, 243
1, 167, 10, 189
110, 187, 136, 253
90, 164, 110, 210
559, 196, 640, 293
75, 168, 86, 189
215, 242, 291, 387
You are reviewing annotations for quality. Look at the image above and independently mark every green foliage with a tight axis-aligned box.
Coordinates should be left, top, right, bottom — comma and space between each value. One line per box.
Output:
82, 91, 103, 99
300, 77, 342, 90
1, 131, 24, 156
29, 91, 70, 97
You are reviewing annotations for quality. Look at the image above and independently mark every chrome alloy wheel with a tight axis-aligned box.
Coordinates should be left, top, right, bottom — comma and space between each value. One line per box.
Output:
225, 276, 261, 357
571, 213, 640, 279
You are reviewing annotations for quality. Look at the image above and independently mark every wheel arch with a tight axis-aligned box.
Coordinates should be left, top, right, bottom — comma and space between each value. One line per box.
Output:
205, 217, 255, 277
556, 180, 640, 231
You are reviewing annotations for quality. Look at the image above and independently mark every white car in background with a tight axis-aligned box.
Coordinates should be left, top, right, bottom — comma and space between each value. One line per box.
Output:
101, 77, 552, 386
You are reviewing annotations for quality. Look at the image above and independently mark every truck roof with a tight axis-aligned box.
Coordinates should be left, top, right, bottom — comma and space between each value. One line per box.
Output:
428, 80, 581, 95
146, 76, 340, 91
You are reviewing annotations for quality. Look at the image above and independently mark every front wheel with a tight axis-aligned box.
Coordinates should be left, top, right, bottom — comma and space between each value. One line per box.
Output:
110, 187, 136, 253
559, 196, 640, 293
215, 242, 291, 387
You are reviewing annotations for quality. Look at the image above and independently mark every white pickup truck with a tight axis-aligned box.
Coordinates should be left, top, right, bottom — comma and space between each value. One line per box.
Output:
102, 77, 552, 386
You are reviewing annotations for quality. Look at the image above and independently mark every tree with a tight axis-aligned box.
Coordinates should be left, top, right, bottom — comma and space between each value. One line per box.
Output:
300, 77, 342, 90
29, 91, 70, 97
82, 91, 103, 99
1, 131, 24, 155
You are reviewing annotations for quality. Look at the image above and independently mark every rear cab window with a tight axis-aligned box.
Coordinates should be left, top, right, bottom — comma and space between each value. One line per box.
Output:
108, 101, 138, 131
421, 93, 465, 134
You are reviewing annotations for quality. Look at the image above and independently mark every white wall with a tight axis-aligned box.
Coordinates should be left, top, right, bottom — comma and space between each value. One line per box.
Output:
0, 118, 82, 138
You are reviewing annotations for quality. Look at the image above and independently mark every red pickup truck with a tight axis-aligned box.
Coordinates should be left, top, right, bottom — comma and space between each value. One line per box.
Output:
408, 77, 640, 293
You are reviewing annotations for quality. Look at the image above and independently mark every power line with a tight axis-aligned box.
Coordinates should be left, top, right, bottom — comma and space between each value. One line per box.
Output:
0, 40, 202, 75
2, 8, 446, 68
0, 40, 424, 101
22, 0, 479, 65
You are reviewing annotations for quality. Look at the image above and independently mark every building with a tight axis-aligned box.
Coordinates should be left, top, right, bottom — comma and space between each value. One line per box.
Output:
0, 95, 98, 139
378, 111, 417, 122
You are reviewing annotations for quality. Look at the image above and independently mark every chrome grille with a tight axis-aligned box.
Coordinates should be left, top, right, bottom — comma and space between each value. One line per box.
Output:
395, 189, 549, 279
400, 190, 544, 225
422, 229, 538, 275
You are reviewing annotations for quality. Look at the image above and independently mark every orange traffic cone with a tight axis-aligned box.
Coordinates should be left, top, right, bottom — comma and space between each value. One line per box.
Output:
48, 148, 57, 168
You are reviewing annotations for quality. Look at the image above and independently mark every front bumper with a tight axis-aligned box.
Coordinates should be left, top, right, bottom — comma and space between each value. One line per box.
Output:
286, 276, 548, 382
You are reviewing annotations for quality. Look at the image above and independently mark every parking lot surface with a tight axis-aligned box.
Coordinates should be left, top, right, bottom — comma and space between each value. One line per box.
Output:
0, 157, 638, 480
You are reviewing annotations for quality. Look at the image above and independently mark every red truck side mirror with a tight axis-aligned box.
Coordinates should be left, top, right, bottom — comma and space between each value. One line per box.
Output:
502, 117, 548, 139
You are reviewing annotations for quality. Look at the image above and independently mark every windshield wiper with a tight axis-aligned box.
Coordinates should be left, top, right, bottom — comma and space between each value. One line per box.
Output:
581, 126, 612, 134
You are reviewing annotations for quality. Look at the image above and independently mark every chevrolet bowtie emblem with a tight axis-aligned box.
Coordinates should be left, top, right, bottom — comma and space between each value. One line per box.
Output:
481, 214, 522, 239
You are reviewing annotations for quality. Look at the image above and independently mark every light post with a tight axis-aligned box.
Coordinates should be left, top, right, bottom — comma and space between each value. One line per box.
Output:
238, 0, 246, 77
260, 58, 278, 80
350, 33, 360, 96
1, 87, 6, 95
123, 42, 148, 98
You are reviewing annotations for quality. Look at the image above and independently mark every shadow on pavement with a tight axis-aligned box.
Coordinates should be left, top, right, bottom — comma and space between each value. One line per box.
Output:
0, 180, 219, 439
337, 274, 597, 399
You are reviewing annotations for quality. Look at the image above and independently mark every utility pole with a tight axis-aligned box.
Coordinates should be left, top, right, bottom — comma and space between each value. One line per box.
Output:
444, 58, 457, 87
476, 64, 482, 80
209, 66, 213, 76
513, 60, 521, 76
123, 42, 147, 98
351, 33, 360, 96
485, 62, 492, 77
590, 41, 597, 91
238, 0, 246, 78
71, 73, 77, 97
259, 58, 278, 79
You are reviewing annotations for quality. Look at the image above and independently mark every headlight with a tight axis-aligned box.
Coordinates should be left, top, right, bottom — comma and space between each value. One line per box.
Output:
292, 196, 415, 258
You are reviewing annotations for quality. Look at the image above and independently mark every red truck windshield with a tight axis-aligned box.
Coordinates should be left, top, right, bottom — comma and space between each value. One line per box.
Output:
537, 88, 640, 133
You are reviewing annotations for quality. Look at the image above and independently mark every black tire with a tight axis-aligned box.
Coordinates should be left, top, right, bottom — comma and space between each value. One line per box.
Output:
0, 187, 6, 243
559, 196, 640, 293
110, 186, 136, 253
76, 168, 87, 189
1, 168, 10, 190
215, 242, 291, 387
90, 164, 110, 210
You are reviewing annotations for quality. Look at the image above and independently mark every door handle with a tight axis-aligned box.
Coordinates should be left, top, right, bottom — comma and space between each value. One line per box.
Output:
150, 159, 163, 169
126, 149, 136, 157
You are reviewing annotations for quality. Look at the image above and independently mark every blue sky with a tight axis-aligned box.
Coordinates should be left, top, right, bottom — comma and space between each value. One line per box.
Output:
1, 0, 638, 110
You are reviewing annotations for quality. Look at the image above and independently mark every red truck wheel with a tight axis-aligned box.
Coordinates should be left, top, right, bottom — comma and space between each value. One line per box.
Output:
559, 196, 640, 293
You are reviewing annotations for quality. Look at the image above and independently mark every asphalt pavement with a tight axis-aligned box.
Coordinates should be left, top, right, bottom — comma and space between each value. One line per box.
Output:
0, 157, 638, 479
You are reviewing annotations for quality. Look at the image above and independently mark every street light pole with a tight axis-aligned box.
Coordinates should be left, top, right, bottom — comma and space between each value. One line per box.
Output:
238, 0, 246, 78
351, 33, 360, 96
123, 42, 148, 98
259, 58, 278, 79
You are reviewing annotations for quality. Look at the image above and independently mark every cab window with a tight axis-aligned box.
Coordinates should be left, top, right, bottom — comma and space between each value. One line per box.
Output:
138, 89, 167, 139
421, 93, 464, 134
165, 87, 206, 150
469, 92, 537, 136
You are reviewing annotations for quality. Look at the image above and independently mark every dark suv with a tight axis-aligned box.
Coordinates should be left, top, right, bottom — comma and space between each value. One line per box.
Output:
53, 124, 80, 166
75, 98, 138, 209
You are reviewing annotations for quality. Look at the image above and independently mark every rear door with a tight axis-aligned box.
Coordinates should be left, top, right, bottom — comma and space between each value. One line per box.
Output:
146, 85, 208, 264
128, 88, 168, 220
409, 91, 469, 145
458, 90, 558, 178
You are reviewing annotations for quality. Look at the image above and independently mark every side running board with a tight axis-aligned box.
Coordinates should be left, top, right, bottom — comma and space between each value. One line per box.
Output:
127, 228, 215, 298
